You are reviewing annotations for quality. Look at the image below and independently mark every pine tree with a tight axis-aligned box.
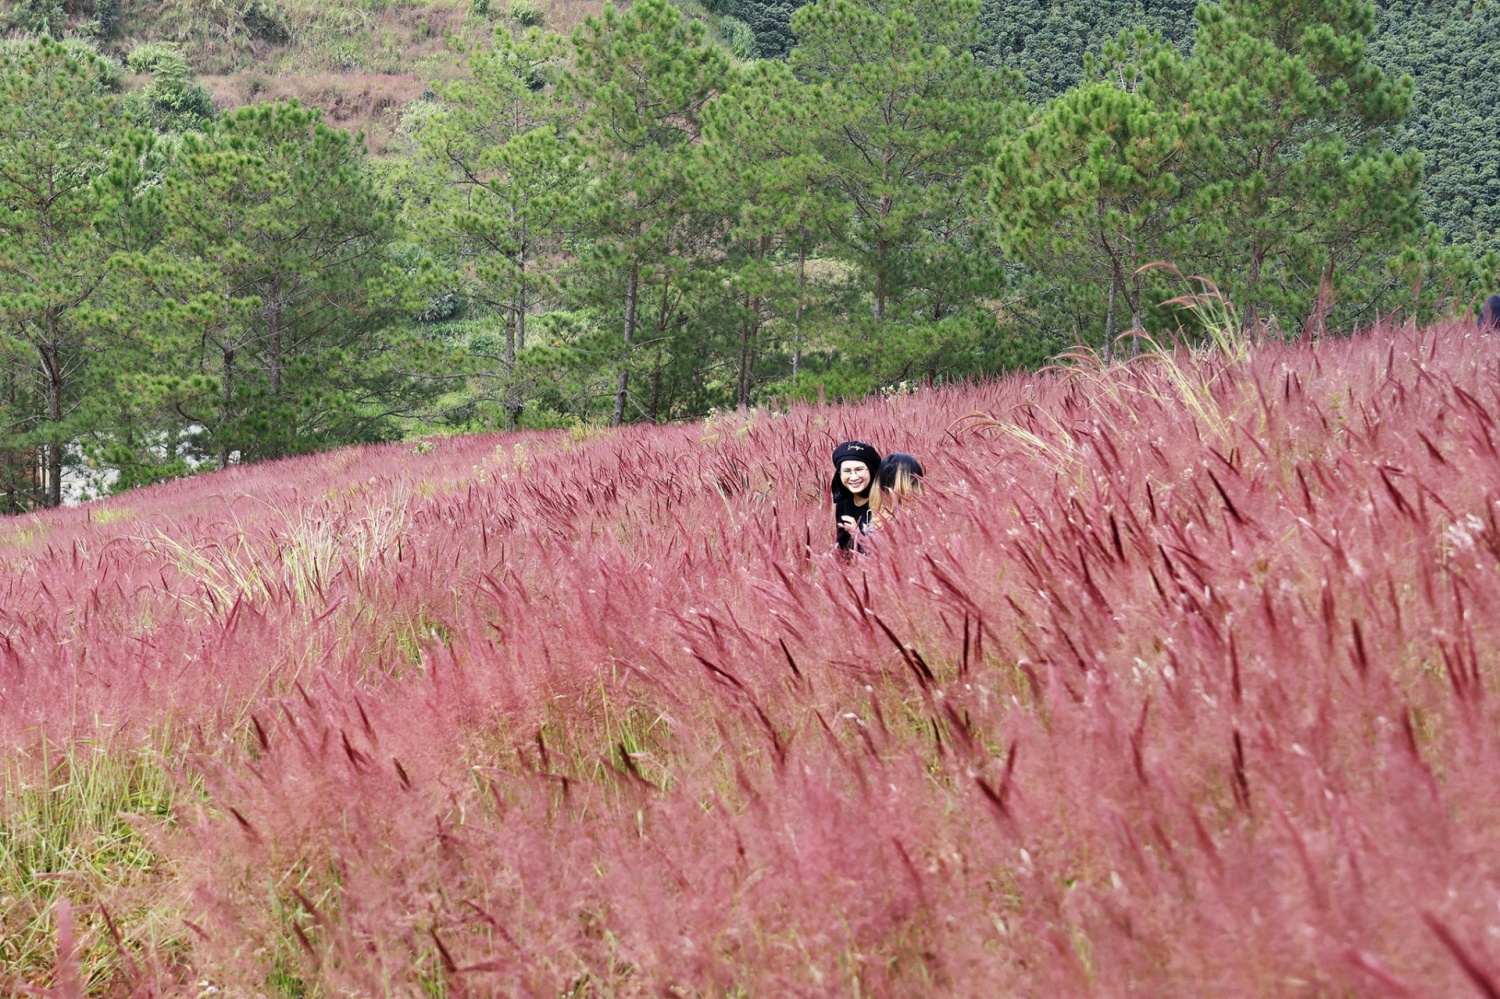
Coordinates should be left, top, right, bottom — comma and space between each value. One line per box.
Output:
789, 0, 1019, 324
85, 130, 219, 493
698, 58, 846, 406
407, 28, 576, 430
566, 0, 729, 425
989, 30, 1208, 346
0, 39, 123, 508
153, 101, 410, 463
778, 0, 1019, 389
1172, 0, 1424, 332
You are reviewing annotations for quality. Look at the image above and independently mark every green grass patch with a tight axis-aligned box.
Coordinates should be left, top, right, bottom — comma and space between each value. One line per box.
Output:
0, 737, 193, 990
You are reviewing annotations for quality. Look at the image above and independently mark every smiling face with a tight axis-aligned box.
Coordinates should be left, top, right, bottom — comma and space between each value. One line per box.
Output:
839, 460, 872, 494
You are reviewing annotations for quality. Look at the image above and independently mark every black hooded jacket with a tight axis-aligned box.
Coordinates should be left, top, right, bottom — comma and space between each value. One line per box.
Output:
1481, 295, 1500, 331
831, 441, 881, 551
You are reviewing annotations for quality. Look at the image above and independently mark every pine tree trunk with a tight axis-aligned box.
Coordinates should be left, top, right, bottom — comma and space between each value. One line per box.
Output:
739, 234, 770, 408
219, 347, 235, 469
738, 292, 753, 410
506, 216, 527, 430
43, 337, 62, 509
649, 357, 663, 424
1246, 249, 1265, 338
873, 190, 892, 320
613, 265, 638, 427
1105, 271, 1118, 346
1128, 273, 1143, 344
506, 279, 526, 430
503, 306, 517, 432
793, 234, 805, 380
516, 279, 526, 353
268, 275, 283, 396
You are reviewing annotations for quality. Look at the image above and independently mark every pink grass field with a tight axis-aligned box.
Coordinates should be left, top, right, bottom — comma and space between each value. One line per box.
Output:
6, 323, 1500, 996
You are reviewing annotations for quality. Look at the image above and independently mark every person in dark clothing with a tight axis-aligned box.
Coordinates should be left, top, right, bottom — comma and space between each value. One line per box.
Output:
877, 453, 924, 500
831, 440, 881, 551
1481, 295, 1500, 332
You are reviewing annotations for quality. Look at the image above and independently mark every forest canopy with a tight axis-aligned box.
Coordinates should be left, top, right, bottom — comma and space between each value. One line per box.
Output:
0, 0, 1495, 510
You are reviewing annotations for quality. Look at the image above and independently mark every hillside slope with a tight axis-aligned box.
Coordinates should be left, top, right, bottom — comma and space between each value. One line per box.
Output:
0, 0, 613, 149
3, 0, 1494, 240
6, 324, 1500, 993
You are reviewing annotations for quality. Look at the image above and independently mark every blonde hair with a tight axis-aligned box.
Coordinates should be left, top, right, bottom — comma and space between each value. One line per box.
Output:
883, 465, 921, 498
871, 454, 923, 518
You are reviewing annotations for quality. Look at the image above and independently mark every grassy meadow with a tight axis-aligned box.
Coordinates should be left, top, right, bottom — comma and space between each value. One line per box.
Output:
5, 321, 1500, 993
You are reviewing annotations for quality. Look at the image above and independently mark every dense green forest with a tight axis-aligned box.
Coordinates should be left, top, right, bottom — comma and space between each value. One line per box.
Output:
0, 0, 1496, 510
969, 0, 1500, 253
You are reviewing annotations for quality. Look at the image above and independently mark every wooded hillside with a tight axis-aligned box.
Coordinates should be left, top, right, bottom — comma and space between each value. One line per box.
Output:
967, 0, 1500, 255
2, 0, 1492, 245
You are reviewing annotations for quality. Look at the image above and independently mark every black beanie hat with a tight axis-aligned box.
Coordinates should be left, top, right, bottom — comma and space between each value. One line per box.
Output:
832, 440, 881, 472
831, 441, 881, 500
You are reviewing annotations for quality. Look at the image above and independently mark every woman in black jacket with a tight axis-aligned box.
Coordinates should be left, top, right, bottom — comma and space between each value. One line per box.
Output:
831, 440, 881, 551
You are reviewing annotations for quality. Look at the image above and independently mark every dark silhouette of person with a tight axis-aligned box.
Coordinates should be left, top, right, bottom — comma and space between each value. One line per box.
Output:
1481, 295, 1500, 332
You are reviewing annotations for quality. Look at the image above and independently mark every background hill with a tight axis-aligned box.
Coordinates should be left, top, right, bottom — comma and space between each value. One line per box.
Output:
0, 0, 623, 147
7, 321, 1500, 993
0, 0, 1495, 240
